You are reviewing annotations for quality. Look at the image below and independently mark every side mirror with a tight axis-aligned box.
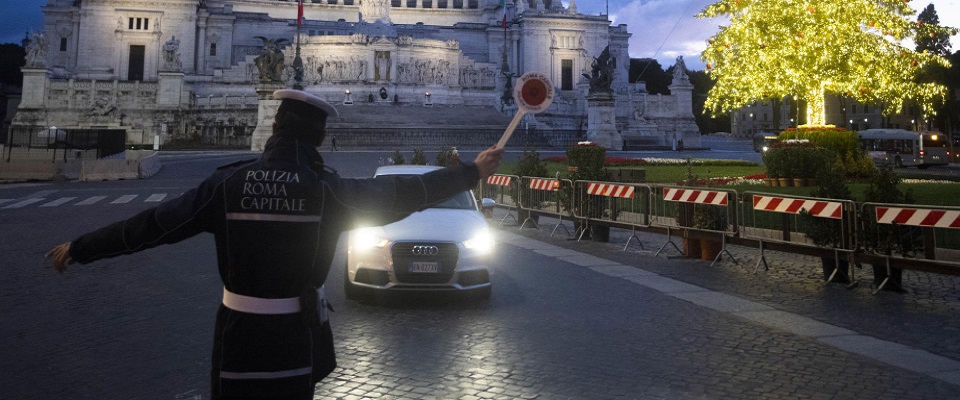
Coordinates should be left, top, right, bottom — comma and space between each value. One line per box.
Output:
481, 198, 497, 210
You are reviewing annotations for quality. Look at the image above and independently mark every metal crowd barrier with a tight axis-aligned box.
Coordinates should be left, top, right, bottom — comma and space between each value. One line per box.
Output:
481, 174, 520, 226
573, 180, 653, 250
518, 177, 574, 237
741, 192, 857, 283
651, 185, 739, 266
860, 202, 960, 293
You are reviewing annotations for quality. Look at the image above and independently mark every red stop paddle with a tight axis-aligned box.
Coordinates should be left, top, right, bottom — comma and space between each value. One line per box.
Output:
496, 72, 555, 149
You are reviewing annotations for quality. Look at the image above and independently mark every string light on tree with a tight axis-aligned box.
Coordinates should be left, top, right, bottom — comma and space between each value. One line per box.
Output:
696, 0, 957, 127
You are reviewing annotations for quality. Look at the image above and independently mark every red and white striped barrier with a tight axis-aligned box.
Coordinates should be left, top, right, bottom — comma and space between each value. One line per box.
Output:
587, 183, 635, 199
529, 178, 560, 191
752, 195, 843, 220
663, 188, 728, 205
487, 175, 512, 186
876, 207, 960, 228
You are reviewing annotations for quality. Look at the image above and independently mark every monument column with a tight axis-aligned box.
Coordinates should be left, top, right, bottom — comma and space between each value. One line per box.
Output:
586, 93, 622, 150
250, 83, 284, 151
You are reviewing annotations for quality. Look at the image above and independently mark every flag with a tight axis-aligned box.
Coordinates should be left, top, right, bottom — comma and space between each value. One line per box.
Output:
298, 0, 304, 27
500, 0, 507, 29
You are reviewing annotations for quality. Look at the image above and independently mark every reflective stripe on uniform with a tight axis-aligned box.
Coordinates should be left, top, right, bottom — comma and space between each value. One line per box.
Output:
219, 367, 313, 380
226, 213, 323, 222
223, 288, 300, 314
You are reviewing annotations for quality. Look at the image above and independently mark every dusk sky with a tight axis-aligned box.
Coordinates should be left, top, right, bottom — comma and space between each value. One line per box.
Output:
1, 0, 958, 71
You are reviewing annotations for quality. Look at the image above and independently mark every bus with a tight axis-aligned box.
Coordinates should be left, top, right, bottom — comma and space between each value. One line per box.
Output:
752, 132, 780, 152
857, 129, 950, 169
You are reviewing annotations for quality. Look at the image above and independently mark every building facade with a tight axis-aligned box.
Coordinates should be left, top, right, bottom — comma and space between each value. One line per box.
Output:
13, 0, 700, 150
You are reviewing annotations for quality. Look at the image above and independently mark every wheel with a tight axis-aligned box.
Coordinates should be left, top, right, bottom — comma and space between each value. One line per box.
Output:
894, 156, 903, 168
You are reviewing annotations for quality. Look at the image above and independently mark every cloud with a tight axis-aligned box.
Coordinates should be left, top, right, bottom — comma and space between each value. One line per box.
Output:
608, 0, 722, 70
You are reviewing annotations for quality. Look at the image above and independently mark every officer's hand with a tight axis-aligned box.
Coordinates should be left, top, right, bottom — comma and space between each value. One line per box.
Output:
473, 145, 504, 180
45, 242, 74, 273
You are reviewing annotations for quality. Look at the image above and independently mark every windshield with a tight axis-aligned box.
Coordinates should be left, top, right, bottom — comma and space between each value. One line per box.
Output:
430, 191, 477, 210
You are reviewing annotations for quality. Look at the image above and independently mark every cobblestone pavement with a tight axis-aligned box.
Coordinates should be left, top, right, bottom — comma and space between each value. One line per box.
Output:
6, 165, 960, 399
307, 210, 960, 399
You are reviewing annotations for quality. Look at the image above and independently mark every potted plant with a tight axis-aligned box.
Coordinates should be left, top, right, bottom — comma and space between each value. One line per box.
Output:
859, 164, 921, 292
693, 203, 728, 261
563, 142, 612, 241
797, 164, 853, 284
762, 146, 784, 187
512, 147, 550, 227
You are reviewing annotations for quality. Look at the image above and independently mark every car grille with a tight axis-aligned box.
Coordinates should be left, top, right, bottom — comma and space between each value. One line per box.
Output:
391, 242, 459, 284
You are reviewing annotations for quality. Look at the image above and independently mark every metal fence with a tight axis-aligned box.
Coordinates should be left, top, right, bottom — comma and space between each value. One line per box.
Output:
4, 126, 126, 161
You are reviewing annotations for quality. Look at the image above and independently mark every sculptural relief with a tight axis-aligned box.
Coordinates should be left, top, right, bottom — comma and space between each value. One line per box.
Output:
161, 36, 183, 72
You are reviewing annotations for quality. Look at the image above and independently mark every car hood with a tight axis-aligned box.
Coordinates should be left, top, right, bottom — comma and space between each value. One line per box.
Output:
382, 208, 487, 243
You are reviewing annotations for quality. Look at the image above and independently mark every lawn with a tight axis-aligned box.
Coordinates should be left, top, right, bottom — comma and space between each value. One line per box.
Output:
497, 161, 960, 207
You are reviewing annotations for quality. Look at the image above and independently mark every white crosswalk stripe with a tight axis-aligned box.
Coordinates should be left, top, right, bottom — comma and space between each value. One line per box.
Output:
0, 193, 177, 209
41, 197, 77, 207
111, 195, 138, 204
74, 196, 107, 206
2, 198, 47, 209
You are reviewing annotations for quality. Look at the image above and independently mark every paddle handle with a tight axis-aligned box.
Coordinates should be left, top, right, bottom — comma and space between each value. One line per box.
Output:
496, 110, 526, 150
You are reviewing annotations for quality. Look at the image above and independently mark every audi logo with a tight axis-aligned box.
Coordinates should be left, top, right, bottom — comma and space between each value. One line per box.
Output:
411, 245, 439, 256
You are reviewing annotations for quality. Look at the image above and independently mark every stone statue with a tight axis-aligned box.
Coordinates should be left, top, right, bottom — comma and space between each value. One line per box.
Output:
25, 33, 48, 68
375, 51, 391, 81
254, 36, 290, 82
582, 45, 615, 94
161, 36, 182, 71
673, 55, 688, 82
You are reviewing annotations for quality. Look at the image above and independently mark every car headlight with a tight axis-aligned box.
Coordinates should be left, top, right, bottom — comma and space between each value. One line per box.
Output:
352, 227, 388, 250
463, 228, 494, 255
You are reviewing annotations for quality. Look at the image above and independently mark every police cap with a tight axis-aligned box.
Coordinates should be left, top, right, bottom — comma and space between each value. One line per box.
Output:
273, 89, 340, 118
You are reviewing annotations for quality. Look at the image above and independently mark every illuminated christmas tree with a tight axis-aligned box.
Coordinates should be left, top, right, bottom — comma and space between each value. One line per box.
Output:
697, 0, 957, 126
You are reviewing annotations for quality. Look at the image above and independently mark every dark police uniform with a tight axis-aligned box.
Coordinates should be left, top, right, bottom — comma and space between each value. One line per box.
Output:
68, 136, 483, 398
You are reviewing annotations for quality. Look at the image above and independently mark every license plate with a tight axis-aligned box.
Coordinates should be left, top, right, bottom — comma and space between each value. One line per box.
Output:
409, 261, 439, 273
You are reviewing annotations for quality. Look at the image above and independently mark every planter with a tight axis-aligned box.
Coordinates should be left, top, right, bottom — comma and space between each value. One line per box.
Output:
777, 177, 792, 187
590, 225, 610, 242
820, 257, 850, 284
872, 264, 904, 292
807, 178, 818, 187
700, 239, 722, 261
769, 178, 781, 187
792, 178, 807, 187
764, 178, 774, 187
517, 209, 540, 228
683, 237, 701, 258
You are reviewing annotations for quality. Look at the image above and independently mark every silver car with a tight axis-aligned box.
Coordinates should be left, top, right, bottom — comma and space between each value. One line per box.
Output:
344, 165, 495, 300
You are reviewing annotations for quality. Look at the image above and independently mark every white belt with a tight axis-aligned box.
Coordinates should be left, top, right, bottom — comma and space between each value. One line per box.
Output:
222, 286, 328, 321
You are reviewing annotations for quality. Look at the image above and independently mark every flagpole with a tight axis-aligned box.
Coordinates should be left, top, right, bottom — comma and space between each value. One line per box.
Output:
293, 0, 304, 89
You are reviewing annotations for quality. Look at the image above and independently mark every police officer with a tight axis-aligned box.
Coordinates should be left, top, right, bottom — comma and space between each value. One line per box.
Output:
45, 89, 504, 400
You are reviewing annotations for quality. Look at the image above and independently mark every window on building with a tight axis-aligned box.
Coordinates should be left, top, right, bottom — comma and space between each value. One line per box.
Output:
60, 37, 67, 52
209, 43, 217, 56
423, 0, 432, 8
468, 0, 479, 8
407, 0, 416, 7
561, 59, 573, 91
128, 17, 150, 31
438, 0, 448, 8
392, 0, 402, 6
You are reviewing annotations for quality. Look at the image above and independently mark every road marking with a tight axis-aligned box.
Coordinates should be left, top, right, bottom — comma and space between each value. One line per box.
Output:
145, 193, 167, 202
2, 198, 46, 209
41, 197, 77, 207
111, 195, 138, 204
0, 199, 13, 206
75, 196, 107, 206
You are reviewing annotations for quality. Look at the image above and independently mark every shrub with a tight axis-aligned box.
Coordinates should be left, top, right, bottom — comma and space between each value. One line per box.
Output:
435, 147, 460, 167
392, 150, 405, 165
512, 147, 550, 210
860, 164, 921, 257
411, 149, 428, 165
